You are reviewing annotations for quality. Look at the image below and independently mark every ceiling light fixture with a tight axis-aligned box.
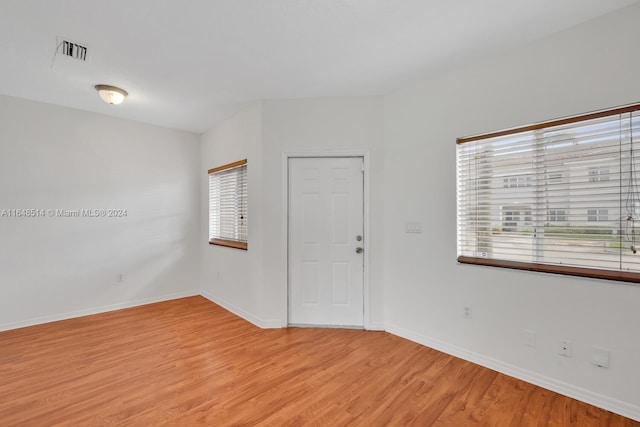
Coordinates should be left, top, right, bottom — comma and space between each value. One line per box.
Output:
95, 85, 128, 105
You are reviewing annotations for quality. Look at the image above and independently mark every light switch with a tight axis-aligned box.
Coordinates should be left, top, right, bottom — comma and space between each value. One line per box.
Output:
406, 222, 422, 233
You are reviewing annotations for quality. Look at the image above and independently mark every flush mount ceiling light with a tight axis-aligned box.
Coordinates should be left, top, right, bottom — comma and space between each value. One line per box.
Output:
95, 85, 128, 105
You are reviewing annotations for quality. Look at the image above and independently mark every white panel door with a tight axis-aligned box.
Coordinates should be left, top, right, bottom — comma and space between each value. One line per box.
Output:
288, 157, 364, 327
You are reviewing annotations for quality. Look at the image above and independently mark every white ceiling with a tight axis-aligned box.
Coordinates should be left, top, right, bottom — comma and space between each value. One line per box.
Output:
0, 0, 637, 134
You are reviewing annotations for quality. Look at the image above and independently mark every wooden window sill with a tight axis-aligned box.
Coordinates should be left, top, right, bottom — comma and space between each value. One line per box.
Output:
209, 239, 247, 250
457, 256, 640, 284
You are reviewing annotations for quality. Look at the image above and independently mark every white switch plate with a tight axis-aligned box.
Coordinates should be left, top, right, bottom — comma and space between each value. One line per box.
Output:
463, 306, 472, 319
406, 222, 422, 233
524, 330, 536, 348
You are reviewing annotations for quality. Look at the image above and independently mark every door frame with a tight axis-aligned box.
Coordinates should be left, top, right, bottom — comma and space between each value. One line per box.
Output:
281, 151, 372, 329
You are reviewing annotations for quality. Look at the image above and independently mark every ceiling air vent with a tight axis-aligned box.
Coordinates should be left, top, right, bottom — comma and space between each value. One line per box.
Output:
59, 39, 88, 61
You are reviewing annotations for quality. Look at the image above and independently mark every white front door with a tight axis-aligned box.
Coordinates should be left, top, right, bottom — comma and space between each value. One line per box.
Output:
288, 157, 364, 327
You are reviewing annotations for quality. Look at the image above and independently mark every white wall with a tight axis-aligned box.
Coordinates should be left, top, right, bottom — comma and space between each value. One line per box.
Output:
383, 3, 640, 420
199, 97, 385, 328
0, 95, 201, 331
261, 97, 385, 328
199, 102, 266, 325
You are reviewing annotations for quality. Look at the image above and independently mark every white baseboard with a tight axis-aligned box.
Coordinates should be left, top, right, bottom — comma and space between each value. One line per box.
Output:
366, 322, 386, 331
0, 290, 199, 333
199, 290, 283, 329
261, 319, 286, 328
198, 293, 384, 331
386, 323, 640, 422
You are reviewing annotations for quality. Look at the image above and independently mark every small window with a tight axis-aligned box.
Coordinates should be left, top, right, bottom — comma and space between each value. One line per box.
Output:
500, 205, 532, 232
547, 209, 567, 223
588, 209, 609, 222
548, 172, 563, 183
208, 160, 248, 250
588, 167, 610, 182
503, 175, 532, 188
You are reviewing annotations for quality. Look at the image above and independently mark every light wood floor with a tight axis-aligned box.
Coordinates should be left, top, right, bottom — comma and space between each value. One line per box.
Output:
0, 297, 637, 426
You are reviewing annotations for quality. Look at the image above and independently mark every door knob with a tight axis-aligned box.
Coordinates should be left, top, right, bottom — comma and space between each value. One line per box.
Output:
355, 247, 363, 254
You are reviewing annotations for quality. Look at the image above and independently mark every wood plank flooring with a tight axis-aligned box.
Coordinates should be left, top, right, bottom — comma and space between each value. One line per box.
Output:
0, 296, 637, 426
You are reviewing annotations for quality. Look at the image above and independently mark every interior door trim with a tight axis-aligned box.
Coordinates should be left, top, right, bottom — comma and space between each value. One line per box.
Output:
281, 151, 371, 329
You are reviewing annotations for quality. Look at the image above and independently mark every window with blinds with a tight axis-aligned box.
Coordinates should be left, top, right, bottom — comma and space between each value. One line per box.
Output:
457, 104, 640, 283
208, 159, 248, 250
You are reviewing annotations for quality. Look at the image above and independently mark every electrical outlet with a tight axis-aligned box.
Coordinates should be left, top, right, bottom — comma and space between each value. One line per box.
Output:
463, 306, 472, 319
116, 273, 124, 283
592, 346, 610, 368
559, 340, 572, 357
524, 330, 536, 348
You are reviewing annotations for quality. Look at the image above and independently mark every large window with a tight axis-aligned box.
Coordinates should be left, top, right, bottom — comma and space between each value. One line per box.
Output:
457, 104, 640, 283
208, 159, 248, 250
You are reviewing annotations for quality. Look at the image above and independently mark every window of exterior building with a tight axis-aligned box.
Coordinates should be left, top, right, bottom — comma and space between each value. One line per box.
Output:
547, 209, 567, 223
588, 167, 610, 182
588, 209, 609, 222
548, 172, 563, 183
503, 175, 532, 188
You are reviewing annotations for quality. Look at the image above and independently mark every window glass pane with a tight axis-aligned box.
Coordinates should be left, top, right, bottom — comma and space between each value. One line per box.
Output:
209, 162, 248, 245
457, 107, 640, 280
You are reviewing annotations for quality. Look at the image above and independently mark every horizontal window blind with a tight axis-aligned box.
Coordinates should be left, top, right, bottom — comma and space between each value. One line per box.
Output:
457, 104, 640, 283
209, 160, 247, 249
